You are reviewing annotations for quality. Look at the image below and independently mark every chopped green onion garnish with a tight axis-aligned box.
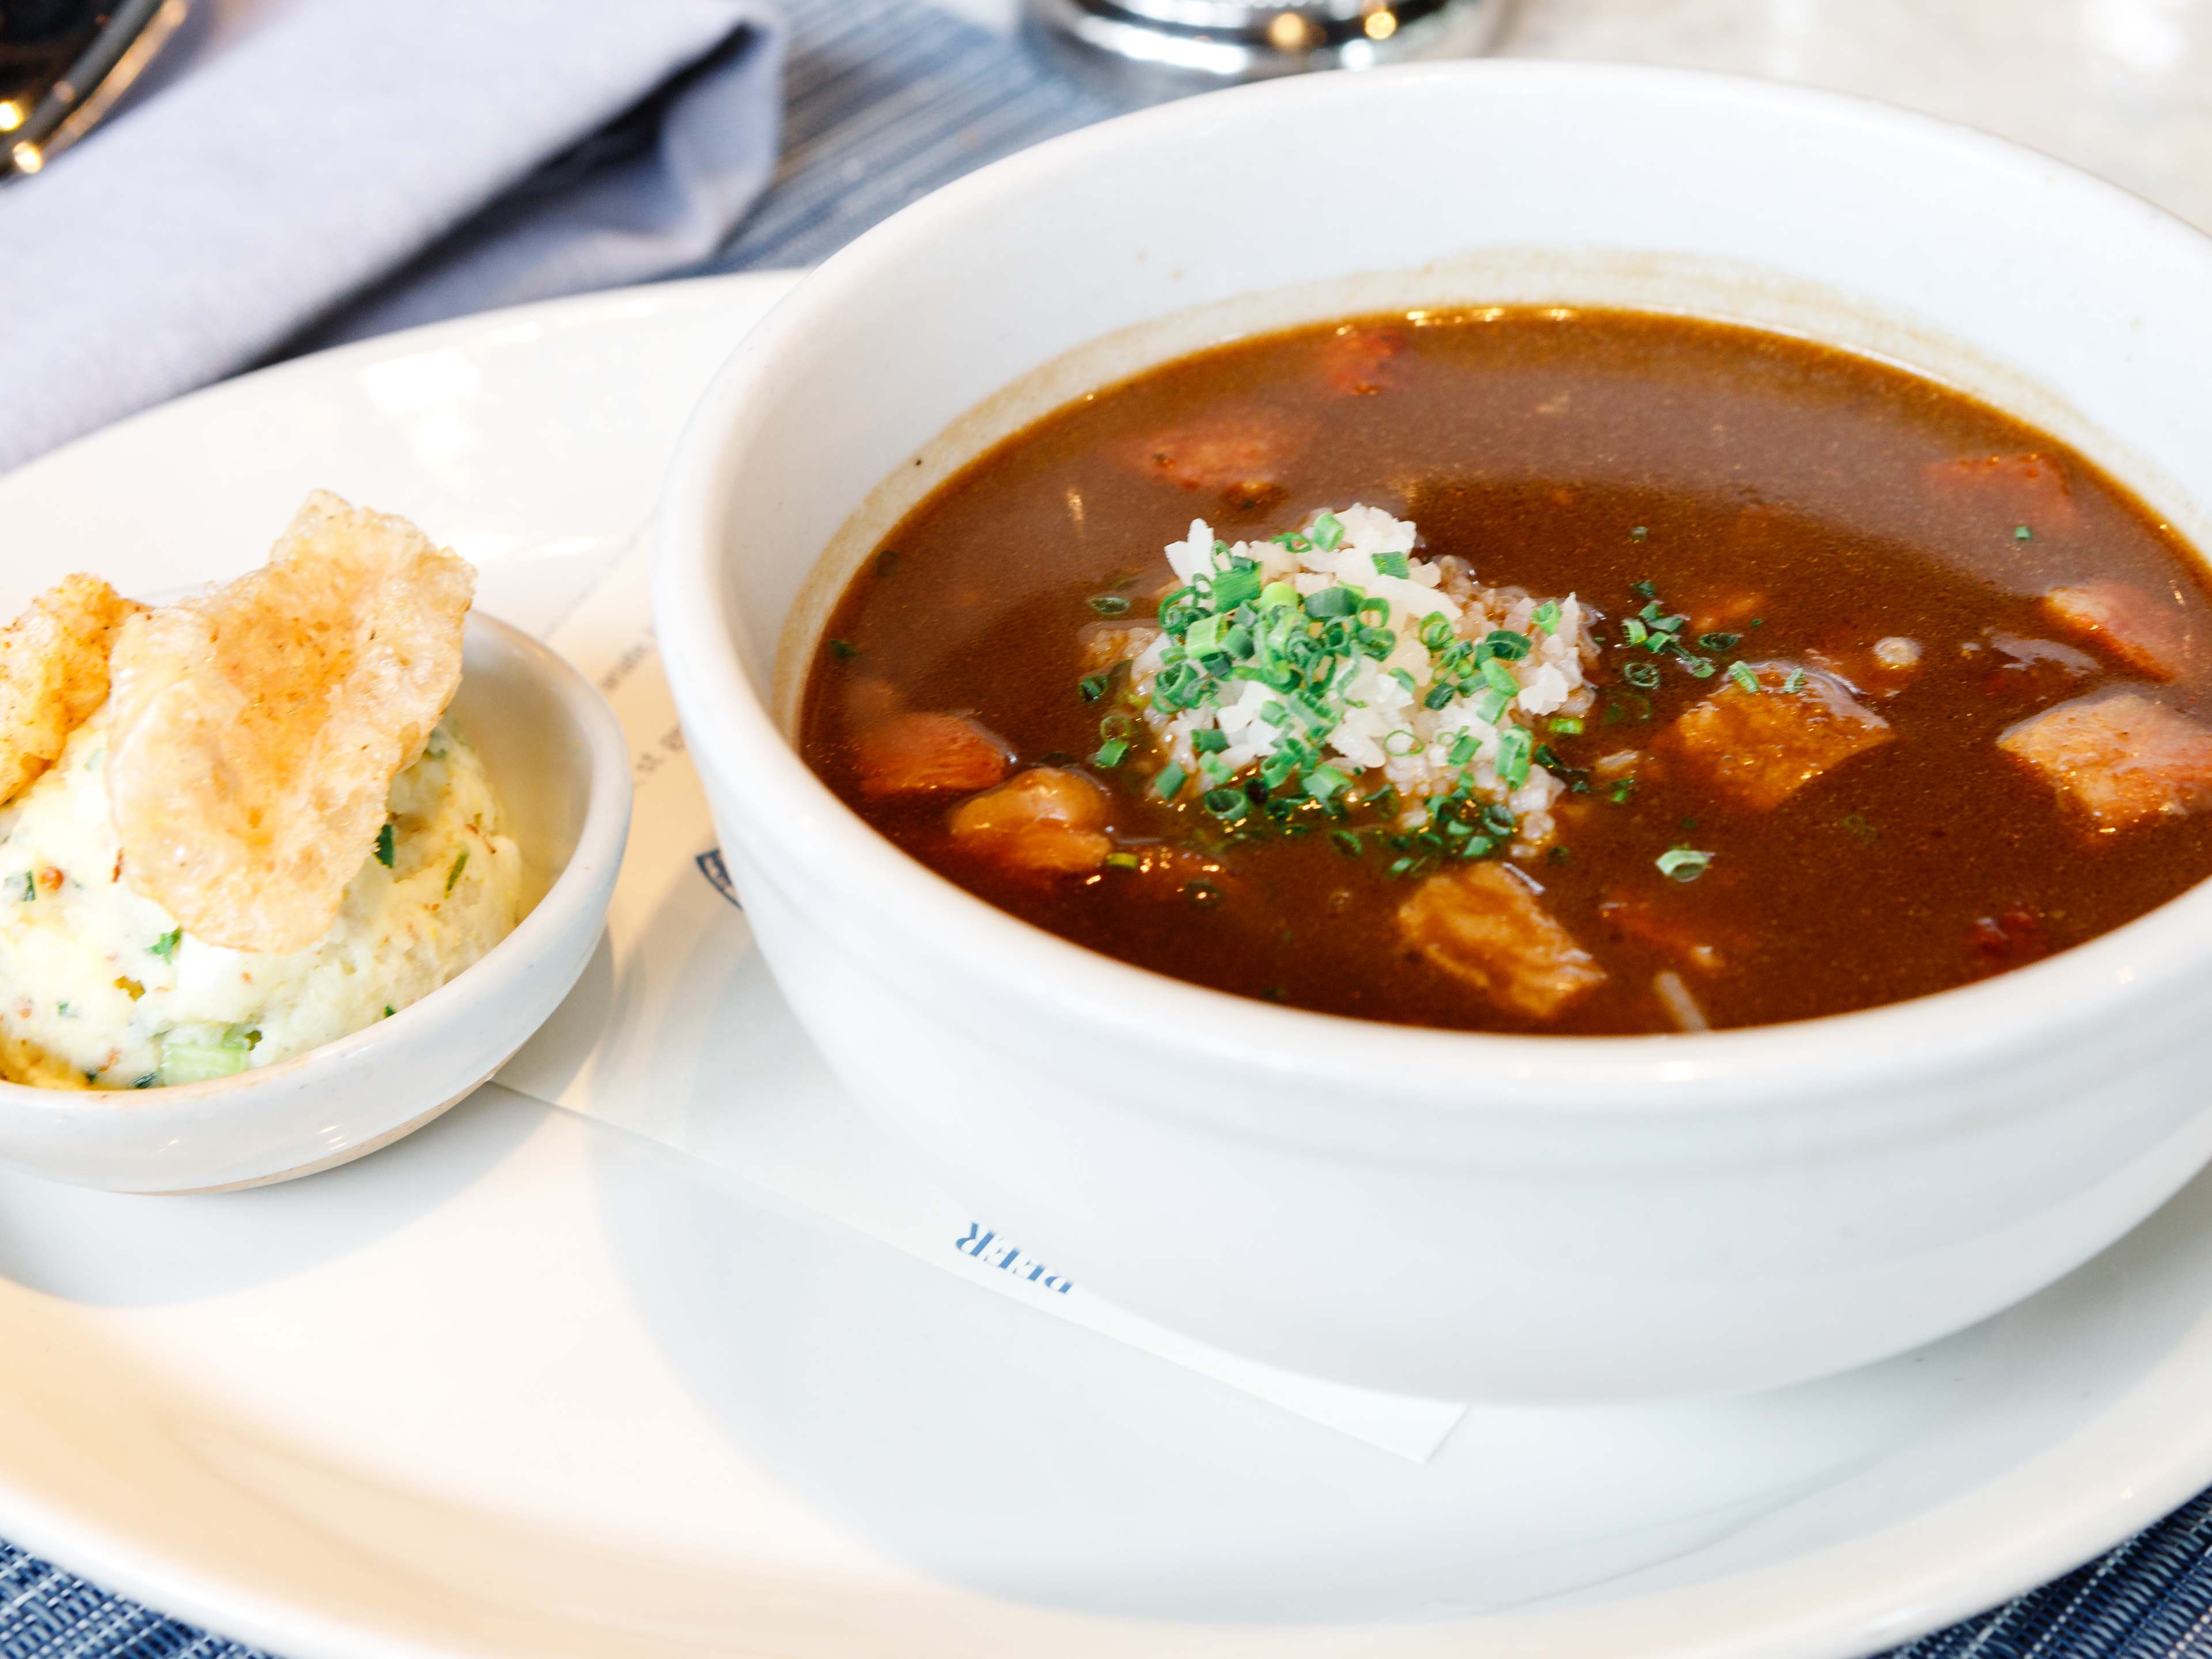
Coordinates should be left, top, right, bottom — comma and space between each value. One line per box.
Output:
1305, 586, 1358, 619
1201, 787, 1248, 819
1550, 715, 1584, 735
1306, 764, 1350, 802
1092, 739, 1130, 767
2014, 525, 2033, 541
1259, 579, 1299, 609
1330, 829, 1362, 857
1630, 578, 1657, 599
1484, 628, 1532, 661
374, 822, 395, 869
828, 638, 859, 660
1656, 846, 1713, 882
149, 928, 181, 960
1078, 674, 1109, 702
1191, 728, 1228, 753
1622, 661, 1660, 690
1309, 512, 1344, 551
1728, 661, 1761, 695
1088, 594, 1132, 615
1104, 852, 1140, 871
1372, 551, 1411, 579
13, 872, 31, 903
446, 850, 469, 893
1531, 600, 1562, 635
1630, 528, 1650, 543
1211, 565, 1263, 609
1782, 667, 1807, 694
1495, 726, 1532, 787
1698, 631, 1741, 652
1153, 763, 1188, 800
158, 1026, 254, 1086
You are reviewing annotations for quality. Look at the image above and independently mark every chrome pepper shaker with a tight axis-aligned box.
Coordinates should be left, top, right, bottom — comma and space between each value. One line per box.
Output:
1024, 0, 1512, 97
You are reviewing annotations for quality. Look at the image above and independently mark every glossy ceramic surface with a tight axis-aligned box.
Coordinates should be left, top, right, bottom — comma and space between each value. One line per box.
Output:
656, 63, 2212, 1400
6, 272, 2212, 1659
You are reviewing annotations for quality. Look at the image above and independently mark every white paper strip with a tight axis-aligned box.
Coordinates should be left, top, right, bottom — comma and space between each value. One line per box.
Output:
499, 537, 1468, 1461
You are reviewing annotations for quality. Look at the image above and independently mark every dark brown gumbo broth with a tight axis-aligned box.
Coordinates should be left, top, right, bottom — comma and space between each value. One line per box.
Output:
798, 308, 2212, 1035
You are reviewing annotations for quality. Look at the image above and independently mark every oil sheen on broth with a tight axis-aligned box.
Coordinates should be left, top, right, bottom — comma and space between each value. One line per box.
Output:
798, 308, 2212, 1035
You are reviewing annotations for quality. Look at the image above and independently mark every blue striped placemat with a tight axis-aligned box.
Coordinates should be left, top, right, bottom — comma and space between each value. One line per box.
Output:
3, 2, 2209, 1655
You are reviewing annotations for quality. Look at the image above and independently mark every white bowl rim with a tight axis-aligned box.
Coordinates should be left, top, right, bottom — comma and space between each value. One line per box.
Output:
0, 610, 632, 1108
657, 59, 2212, 1112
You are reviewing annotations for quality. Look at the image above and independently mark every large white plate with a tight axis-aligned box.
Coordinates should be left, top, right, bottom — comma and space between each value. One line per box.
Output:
3, 274, 2212, 1659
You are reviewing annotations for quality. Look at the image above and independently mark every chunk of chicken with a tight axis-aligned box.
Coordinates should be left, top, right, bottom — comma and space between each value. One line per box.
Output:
1806, 636, 1922, 699
1926, 452, 2081, 533
1130, 410, 1307, 493
1978, 633, 2099, 704
1078, 620, 1159, 674
1690, 590, 1768, 638
1663, 664, 1892, 810
1397, 862, 1606, 1020
1998, 692, 2212, 833
948, 767, 1113, 875
851, 711, 1012, 800
1597, 895, 1728, 974
1317, 324, 1407, 396
1967, 908, 2051, 978
2041, 581, 2191, 680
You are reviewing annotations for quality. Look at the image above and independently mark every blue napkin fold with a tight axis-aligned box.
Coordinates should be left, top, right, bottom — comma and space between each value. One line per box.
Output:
0, 0, 783, 473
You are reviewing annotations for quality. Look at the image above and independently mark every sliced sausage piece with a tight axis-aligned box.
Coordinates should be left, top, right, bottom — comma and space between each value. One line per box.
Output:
1926, 452, 2081, 533
1662, 664, 1892, 811
851, 711, 1013, 800
2041, 581, 2191, 680
1398, 862, 1606, 1020
948, 767, 1113, 875
1998, 692, 2212, 833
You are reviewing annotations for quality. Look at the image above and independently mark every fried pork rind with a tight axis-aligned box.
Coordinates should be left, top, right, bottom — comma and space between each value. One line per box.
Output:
107, 492, 475, 955
0, 575, 141, 808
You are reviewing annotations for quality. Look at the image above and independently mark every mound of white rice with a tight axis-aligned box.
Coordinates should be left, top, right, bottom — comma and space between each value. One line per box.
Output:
1127, 505, 1596, 847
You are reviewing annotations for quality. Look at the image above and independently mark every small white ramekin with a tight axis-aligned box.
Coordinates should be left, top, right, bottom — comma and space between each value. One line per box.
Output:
656, 62, 2212, 1402
0, 614, 630, 1194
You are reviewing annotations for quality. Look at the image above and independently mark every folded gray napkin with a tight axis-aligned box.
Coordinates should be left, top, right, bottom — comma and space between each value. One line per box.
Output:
0, 0, 784, 474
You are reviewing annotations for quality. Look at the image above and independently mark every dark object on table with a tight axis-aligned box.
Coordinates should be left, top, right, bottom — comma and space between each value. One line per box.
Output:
1024, 0, 1509, 97
0, 0, 186, 182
